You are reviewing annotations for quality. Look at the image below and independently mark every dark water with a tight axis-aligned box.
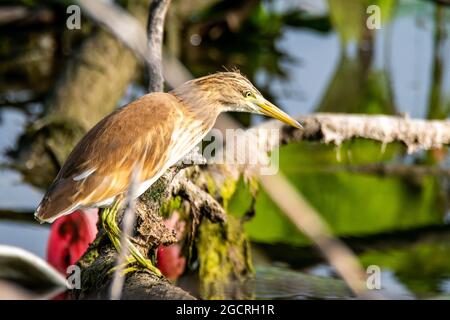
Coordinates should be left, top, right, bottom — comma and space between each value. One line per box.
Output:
1, 0, 450, 298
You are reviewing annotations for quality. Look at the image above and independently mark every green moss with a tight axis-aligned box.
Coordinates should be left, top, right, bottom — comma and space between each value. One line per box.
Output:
81, 247, 100, 266
142, 178, 169, 203
220, 177, 238, 211
77, 234, 105, 269
196, 216, 254, 299
160, 196, 182, 218
203, 172, 218, 196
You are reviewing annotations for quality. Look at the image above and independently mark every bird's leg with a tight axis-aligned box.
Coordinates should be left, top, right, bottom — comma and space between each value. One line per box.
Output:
101, 200, 121, 249
107, 257, 140, 275
101, 200, 162, 276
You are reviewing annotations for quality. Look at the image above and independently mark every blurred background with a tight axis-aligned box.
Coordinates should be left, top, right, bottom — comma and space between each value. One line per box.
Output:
1, 0, 450, 299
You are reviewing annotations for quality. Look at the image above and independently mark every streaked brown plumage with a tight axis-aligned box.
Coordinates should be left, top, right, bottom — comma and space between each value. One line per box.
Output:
35, 72, 301, 223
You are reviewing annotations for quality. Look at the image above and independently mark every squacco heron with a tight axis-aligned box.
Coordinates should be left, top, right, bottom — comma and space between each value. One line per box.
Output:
34, 72, 302, 274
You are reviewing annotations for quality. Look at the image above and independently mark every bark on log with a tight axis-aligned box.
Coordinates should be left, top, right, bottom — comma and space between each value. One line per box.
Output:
71, 166, 228, 300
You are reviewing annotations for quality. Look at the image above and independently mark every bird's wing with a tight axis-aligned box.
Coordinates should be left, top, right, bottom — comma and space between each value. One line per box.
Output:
35, 93, 184, 222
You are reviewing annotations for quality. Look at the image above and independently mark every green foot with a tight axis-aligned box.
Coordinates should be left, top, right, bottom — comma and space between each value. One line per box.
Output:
101, 200, 162, 277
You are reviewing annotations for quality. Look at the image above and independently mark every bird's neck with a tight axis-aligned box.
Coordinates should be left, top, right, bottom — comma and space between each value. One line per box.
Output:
170, 85, 224, 120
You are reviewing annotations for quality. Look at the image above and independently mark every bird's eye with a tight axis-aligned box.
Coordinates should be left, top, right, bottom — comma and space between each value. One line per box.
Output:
244, 91, 252, 98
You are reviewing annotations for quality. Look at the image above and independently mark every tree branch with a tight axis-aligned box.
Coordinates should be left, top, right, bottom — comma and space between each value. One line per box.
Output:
146, 0, 171, 92
256, 113, 450, 154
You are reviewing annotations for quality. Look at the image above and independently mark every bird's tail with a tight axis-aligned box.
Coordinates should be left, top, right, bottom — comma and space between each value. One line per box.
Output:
34, 179, 80, 224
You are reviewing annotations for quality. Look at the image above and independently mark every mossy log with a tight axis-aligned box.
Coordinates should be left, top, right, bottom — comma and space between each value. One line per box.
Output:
197, 217, 254, 299
70, 163, 254, 299
70, 167, 189, 299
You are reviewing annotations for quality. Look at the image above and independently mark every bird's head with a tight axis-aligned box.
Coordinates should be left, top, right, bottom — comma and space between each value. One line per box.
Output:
172, 72, 303, 129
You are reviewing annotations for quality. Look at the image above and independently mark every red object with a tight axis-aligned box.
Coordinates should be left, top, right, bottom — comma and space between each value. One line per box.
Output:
157, 212, 186, 281
46, 207, 186, 283
157, 244, 186, 281
47, 209, 98, 275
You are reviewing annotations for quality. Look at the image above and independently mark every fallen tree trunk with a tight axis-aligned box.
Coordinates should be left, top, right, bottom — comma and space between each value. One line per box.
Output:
71, 170, 197, 300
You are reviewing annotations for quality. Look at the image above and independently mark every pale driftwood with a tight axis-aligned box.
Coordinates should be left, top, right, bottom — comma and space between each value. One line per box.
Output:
258, 113, 450, 154
146, 0, 171, 92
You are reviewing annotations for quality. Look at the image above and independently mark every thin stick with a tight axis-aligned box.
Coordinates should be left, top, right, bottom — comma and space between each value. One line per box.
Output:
80, 0, 171, 92
78, 0, 192, 90
146, 0, 172, 92
109, 165, 141, 301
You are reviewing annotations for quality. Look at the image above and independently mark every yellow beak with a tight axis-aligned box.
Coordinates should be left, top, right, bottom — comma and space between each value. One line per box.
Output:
257, 100, 303, 129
